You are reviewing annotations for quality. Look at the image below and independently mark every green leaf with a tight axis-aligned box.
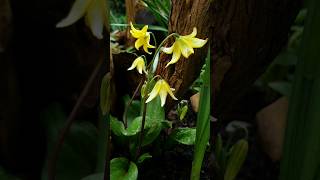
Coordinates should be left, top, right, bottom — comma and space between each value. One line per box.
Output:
126, 117, 143, 136
110, 158, 138, 180
191, 48, 211, 180
178, 105, 188, 121
224, 139, 248, 180
170, 128, 196, 145
110, 116, 126, 136
142, 121, 162, 146
161, 120, 173, 129
137, 153, 152, 164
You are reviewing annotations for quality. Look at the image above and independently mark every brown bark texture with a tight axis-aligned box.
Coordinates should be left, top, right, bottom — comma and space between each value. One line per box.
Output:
156, 0, 299, 119
211, 0, 300, 119
156, 0, 213, 109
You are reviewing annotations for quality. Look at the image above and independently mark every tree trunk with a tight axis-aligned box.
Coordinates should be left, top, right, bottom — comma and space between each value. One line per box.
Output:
157, 0, 300, 119
211, 0, 300, 120
156, 0, 213, 109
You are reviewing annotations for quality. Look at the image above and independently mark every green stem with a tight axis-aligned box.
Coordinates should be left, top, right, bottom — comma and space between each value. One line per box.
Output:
149, 33, 178, 73
123, 78, 145, 128
135, 83, 149, 160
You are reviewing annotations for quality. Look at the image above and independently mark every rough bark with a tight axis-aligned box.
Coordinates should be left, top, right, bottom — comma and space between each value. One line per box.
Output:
211, 0, 300, 119
156, 0, 299, 119
156, 0, 213, 109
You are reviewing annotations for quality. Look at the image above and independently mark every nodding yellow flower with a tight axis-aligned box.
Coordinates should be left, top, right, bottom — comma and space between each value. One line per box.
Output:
162, 27, 208, 67
56, 0, 107, 39
130, 22, 155, 54
127, 56, 147, 74
146, 79, 178, 107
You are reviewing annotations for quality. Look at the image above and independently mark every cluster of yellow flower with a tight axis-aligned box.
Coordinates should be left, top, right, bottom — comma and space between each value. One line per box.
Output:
128, 23, 207, 107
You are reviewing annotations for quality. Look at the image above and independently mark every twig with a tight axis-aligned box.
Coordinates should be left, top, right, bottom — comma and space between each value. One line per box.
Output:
123, 78, 144, 128
135, 91, 148, 160
48, 59, 103, 180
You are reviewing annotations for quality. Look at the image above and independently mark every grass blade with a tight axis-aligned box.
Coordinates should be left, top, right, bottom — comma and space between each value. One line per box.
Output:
280, 0, 320, 179
191, 48, 211, 180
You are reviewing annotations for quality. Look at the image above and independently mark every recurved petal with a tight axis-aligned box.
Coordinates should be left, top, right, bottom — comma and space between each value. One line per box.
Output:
161, 44, 174, 54
165, 44, 181, 67
183, 27, 197, 38
166, 87, 178, 100
56, 0, 92, 28
187, 37, 208, 48
85, 0, 105, 39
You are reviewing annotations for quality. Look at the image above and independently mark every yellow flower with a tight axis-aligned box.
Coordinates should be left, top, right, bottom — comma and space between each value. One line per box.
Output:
56, 0, 107, 39
146, 79, 178, 107
130, 22, 155, 54
162, 27, 208, 67
127, 56, 147, 74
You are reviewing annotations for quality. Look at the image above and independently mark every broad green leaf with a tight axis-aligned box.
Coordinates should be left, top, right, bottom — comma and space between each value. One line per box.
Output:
161, 120, 173, 129
142, 121, 162, 146
110, 158, 138, 180
110, 116, 126, 136
224, 139, 248, 180
126, 117, 143, 136
170, 128, 196, 145
137, 153, 152, 164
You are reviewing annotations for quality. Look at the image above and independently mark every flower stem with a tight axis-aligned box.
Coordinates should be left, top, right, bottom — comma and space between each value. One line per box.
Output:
149, 33, 178, 73
135, 85, 148, 160
123, 77, 145, 128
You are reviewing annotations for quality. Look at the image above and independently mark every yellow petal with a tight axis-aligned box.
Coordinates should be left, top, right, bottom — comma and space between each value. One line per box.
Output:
166, 86, 178, 101
85, 0, 105, 39
162, 44, 174, 54
159, 88, 168, 107
187, 37, 208, 48
141, 25, 148, 35
127, 58, 138, 71
183, 27, 197, 38
146, 81, 161, 103
130, 22, 139, 34
135, 38, 144, 50
143, 34, 152, 54
56, 0, 92, 28
179, 39, 194, 58
165, 44, 181, 67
